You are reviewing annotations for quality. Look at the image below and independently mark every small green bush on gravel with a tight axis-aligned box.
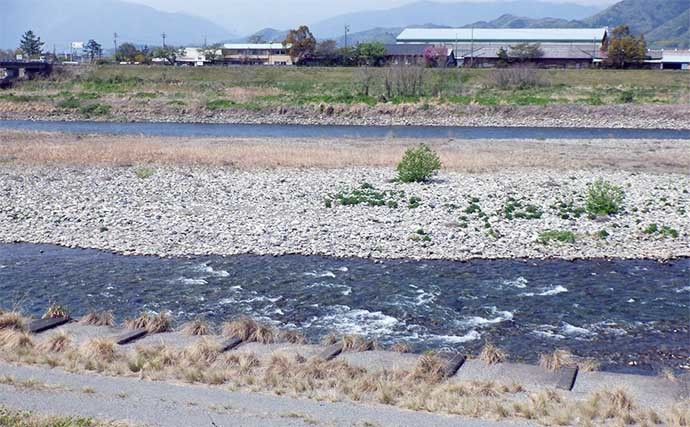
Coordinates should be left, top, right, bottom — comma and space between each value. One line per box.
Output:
396, 144, 441, 183
586, 179, 624, 216
326, 183, 407, 208
538, 230, 576, 244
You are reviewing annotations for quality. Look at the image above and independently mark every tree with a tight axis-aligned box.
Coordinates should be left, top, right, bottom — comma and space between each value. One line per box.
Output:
115, 43, 139, 62
423, 46, 449, 68
509, 43, 544, 63
315, 39, 338, 56
153, 46, 186, 65
355, 42, 386, 66
84, 40, 103, 63
19, 30, 44, 58
202, 43, 223, 62
496, 47, 510, 67
283, 25, 316, 63
606, 25, 646, 69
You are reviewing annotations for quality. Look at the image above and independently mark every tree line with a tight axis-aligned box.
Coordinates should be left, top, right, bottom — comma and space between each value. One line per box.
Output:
2, 25, 649, 69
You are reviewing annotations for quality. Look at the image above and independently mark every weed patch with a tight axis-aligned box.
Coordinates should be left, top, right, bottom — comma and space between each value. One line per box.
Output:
538, 230, 576, 244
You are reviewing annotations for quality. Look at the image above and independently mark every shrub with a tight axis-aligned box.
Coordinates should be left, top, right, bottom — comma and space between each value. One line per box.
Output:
486, 67, 549, 90
538, 230, 576, 244
79, 103, 111, 117
586, 179, 624, 215
56, 97, 81, 109
134, 166, 155, 179
503, 198, 543, 220
396, 144, 441, 183
384, 65, 425, 98
327, 183, 403, 207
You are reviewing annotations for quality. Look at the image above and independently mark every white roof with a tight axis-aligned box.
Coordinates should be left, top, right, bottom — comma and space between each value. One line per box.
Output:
662, 51, 690, 63
222, 43, 288, 50
397, 28, 608, 43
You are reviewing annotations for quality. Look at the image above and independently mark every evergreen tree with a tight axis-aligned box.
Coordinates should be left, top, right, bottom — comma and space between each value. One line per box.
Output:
19, 30, 45, 58
84, 40, 103, 63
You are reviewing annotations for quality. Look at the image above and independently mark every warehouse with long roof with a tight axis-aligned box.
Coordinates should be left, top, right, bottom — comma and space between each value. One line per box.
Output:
396, 28, 609, 68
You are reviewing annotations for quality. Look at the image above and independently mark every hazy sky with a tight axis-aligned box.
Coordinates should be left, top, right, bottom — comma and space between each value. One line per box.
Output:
126, 0, 619, 35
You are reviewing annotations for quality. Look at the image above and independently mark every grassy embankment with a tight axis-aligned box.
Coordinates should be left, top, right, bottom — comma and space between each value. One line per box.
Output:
0, 65, 688, 117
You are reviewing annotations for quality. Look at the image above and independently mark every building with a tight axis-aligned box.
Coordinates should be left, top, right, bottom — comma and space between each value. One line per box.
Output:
175, 48, 219, 66
396, 28, 608, 68
220, 44, 292, 66
659, 50, 690, 70
383, 44, 456, 66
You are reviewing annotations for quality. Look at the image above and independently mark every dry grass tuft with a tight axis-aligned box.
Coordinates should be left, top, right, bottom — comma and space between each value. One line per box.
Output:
124, 312, 150, 330
222, 317, 276, 344
0, 330, 35, 351
80, 311, 114, 326
479, 344, 507, 365
124, 311, 172, 333
39, 331, 71, 353
341, 335, 377, 352
320, 333, 338, 346
279, 330, 307, 345
578, 357, 600, 372
390, 342, 411, 353
411, 353, 446, 383
539, 349, 576, 371
182, 338, 221, 366
42, 304, 69, 319
180, 318, 210, 336
146, 312, 173, 334
80, 337, 117, 363
0, 312, 26, 331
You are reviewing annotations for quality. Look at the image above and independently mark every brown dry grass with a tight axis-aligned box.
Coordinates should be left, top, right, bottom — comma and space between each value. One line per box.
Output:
80, 311, 114, 327
124, 312, 172, 334
39, 331, 72, 353
0, 329, 685, 426
42, 304, 69, 319
0, 312, 27, 332
479, 344, 507, 365
279, 330, 307, 345
180, 318, 211, 336
0, 330, 35, 352
390, 342, 411, 353
222, 317, 277, 344
341, 335, 377, 352
539, 349, 576, 371
1, 130, 689, 174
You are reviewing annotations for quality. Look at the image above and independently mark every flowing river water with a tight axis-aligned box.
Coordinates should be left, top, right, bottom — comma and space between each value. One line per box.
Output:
1, 243, 688, 375
1, 119, 690, 139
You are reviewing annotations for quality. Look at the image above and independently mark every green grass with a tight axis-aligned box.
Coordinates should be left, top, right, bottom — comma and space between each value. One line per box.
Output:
326, 183, 405, 208
79, 103, 111, 117
8, 65, 689, 111
538, 230, 576, 244
0, 406, 111, 427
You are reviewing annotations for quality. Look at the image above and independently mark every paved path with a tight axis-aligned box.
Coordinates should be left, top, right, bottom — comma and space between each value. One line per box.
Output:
0, 363, 534, 427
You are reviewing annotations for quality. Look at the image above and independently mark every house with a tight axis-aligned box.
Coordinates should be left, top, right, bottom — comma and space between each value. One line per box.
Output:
175, 48, 219, 66
220, 43, 292, 66
396, 28, 608, 68
383, 44, 456, 67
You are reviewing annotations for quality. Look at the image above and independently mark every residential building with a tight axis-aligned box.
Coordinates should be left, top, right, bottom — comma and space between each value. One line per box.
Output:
220, 43, 292, 66
383, 44, 456, 67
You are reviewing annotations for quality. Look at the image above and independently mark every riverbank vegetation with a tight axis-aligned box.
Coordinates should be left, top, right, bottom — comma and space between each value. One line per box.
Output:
0, 310, 688, 426
1, 65, 688, 116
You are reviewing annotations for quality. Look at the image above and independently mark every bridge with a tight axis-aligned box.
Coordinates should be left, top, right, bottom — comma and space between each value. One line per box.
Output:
0, 61, 53, 87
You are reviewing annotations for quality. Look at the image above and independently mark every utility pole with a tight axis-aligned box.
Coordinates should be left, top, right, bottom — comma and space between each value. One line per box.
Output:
470, 26, 474, 68
162, 33, 167, 48
113, 32, 118, 53
203, 35, 207, 49
344, 25, 350, 49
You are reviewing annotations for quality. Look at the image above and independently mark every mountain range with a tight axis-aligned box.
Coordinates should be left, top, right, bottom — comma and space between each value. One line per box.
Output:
2, 0, 688, 50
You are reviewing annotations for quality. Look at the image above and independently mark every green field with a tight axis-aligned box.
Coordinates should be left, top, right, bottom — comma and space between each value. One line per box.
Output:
3, 65, 689, 113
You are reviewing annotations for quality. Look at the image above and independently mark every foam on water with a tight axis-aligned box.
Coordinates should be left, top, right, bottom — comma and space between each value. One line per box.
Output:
462, 307, 514, 328
561, 322, 595, 336
503, 276, 528, 288
538, 285, 568, 296
676, 286, 690, 293
304, 271, 337, 278
308, 305, 400, 336
177, 277, 208, 285
430, 330, 481, 344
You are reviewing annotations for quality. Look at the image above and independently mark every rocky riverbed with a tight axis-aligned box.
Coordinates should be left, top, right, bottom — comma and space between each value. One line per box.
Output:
1, 166, 688, 260
2, 102, 690, 130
